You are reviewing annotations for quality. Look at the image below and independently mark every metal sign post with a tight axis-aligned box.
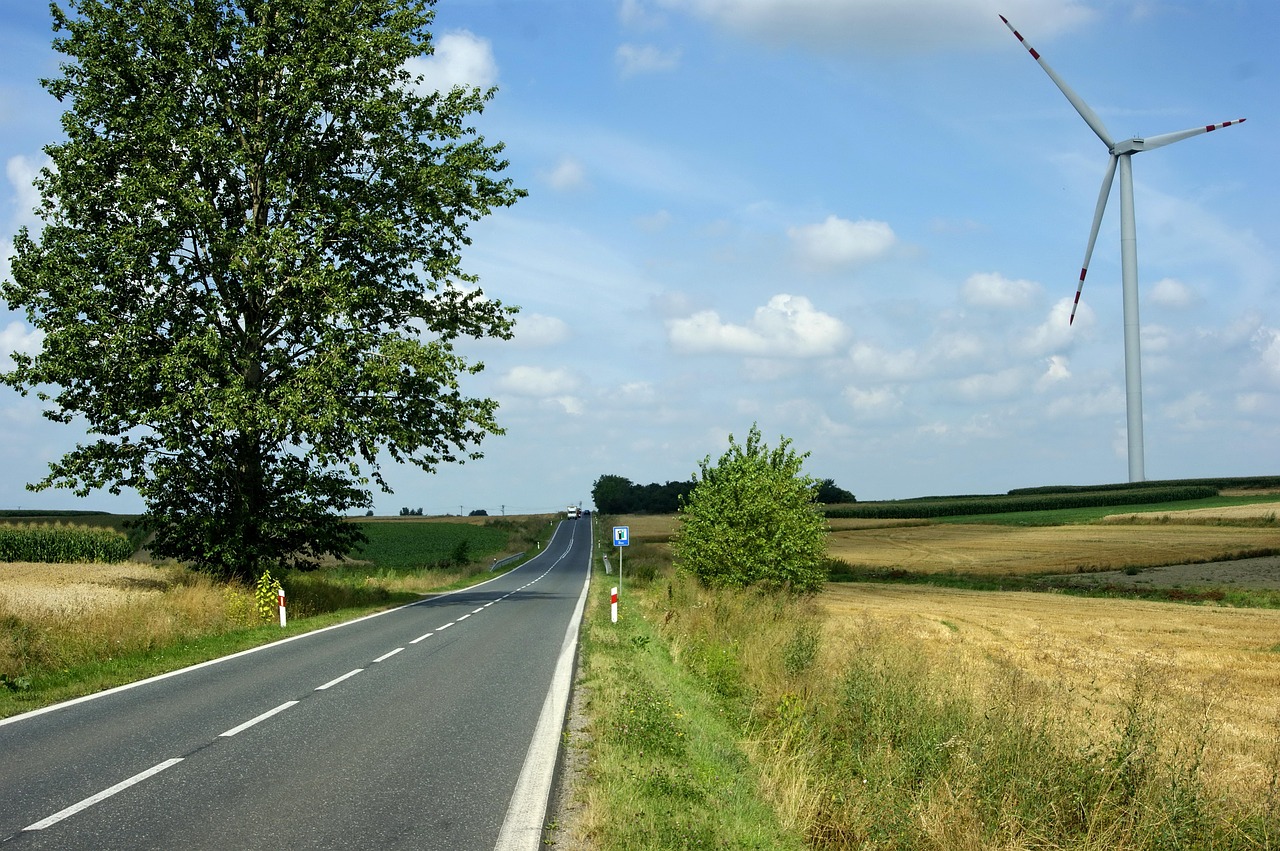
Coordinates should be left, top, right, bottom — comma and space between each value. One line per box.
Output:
612, 526, 629, 619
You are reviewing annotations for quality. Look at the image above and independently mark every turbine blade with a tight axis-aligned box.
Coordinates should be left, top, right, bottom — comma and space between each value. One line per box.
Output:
1139, 118, 1246, 152
1000, 15, 1114, 147
1072, 154, 1119, 326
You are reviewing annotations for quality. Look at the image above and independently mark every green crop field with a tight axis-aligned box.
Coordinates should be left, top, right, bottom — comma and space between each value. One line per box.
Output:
352, 520, 511, 570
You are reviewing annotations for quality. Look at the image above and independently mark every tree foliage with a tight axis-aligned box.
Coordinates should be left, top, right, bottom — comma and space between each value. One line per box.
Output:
1, 0, 523, 581
671, 424, 828, 593
591, 474, 694, 515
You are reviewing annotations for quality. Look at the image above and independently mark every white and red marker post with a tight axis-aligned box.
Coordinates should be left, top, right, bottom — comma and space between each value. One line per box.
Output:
277, 584, 287, 627
610, 587, 618, 624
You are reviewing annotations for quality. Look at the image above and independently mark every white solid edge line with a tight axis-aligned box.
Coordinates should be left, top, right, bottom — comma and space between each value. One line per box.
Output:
316, 669, 363, 691
492, 571, 591, 851
0, 535, 563, 730
25, 757, 185, 831
218, 700, 299, 737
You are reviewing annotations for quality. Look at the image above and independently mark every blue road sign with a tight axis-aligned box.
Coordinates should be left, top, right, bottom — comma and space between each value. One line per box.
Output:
612, 526, 630, 547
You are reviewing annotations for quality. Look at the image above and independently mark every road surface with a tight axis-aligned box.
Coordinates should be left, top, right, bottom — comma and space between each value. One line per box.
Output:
0, 517, 592, 850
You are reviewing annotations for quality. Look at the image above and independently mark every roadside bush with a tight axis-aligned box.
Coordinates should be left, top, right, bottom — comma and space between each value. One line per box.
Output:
673, 424, 828, 593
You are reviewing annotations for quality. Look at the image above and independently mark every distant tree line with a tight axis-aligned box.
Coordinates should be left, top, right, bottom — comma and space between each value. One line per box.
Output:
592, 473, 855, 515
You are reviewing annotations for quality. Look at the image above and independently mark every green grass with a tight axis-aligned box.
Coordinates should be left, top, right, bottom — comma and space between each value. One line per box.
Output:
560, 542, 806, 849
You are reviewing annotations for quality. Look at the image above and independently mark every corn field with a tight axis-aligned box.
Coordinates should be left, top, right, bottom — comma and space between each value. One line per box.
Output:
0, 523, 135, 564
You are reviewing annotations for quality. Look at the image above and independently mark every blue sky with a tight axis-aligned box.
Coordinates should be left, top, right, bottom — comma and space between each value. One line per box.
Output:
1, 0, 1277, 516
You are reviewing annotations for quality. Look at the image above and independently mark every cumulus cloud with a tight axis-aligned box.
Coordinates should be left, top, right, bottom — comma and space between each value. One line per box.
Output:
1255, 327, 1280, 385
541, 156, 588, 191
667, 293, 846, 358
497, 365, 578, 397
1148, 277, 1196, 309
405, 30, 497, 94
616, 43, 682, 76
1018, 297, 1088, 356
788, 215, 895, 269
0, 320, 43, 359
654, 0, 1095, 54
846, 341, 923, 381
843, 385, 904, 420
962, 272, 1040, 310
1035, 354, 1071, 391
513, 313, 570, 346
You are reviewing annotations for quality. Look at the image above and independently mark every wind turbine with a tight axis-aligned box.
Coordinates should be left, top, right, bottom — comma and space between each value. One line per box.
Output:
1000, 15, 1244, 482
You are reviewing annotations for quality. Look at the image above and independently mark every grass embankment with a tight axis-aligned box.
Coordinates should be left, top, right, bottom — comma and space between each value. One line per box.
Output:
562, 517, 1280, 850
0, 515, 552, 718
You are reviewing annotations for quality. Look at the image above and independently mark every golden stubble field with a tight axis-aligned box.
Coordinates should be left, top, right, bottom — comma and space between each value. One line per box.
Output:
819, 584, 1280, 794
611, 506, 1280, 793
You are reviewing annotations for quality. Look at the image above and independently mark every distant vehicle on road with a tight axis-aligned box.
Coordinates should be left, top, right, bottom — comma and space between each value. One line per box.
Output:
566, 505, 581, 519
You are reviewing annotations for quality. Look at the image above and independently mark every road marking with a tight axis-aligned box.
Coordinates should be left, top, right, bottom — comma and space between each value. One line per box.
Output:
316, 669, 363, 690
219, 701, 299, 737
471, 607, 485, 614
410, 632, 434, 644
373, 647, 404, 663
457, 614, 471, 622
438, 622, 453, 630
24, 758, 184, 831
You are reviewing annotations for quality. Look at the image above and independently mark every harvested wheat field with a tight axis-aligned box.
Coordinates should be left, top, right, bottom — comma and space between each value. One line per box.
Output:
821, 583, 1280, 795
826, 522, 1280, 575
0, 561, 168, 616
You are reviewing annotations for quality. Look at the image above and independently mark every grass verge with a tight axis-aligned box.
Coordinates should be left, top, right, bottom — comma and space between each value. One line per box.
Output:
552, 539, 805, 849
562, 518, 1280, 850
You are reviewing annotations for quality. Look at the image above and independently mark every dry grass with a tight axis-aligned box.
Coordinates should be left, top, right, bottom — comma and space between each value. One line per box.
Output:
826, 523, 1280, 575
819, 583, 1280, 800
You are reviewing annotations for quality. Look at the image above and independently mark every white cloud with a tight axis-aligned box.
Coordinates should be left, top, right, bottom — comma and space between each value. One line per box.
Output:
497, 365, 578, 397
405, 30, 497, 94
843, 385, 904, 419
948, 367, 1028, 403
542, 156, 588, 191
657, 0, 1096, 54
1255, 327, 1280, 385
0, 320, 43, 359
1148, 277, 1196, 309
1018, 298, 1089, 356
513, 313, 570, 347
667, 293, 846, 357
1035, 354, 1071, 391
616, 43, 682, 77
962, 272, 1040, 310
846, 341, 923, 381
788, 215, 895, 269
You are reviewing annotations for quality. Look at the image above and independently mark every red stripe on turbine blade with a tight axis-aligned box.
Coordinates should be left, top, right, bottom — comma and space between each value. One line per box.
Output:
1078, 269, 1087, 283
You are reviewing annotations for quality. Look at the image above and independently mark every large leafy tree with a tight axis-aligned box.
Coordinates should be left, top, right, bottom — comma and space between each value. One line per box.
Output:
672, 424, 829, 593
1, 0, 524, 581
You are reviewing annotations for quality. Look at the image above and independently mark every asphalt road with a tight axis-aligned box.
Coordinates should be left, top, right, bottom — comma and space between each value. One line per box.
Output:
0, 517, 592, 850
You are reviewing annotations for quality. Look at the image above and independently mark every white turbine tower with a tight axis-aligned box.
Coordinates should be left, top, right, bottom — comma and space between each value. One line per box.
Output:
1000, 15, 1245, 483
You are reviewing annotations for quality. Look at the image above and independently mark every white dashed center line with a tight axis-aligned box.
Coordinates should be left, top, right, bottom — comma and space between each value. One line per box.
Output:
219, 701, 299, 737
316, 669, 363, 691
